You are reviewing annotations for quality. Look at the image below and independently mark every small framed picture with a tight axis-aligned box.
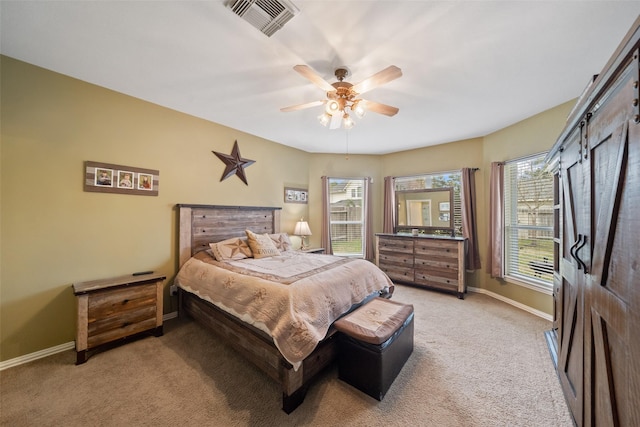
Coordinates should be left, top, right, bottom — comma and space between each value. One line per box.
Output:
84, 161, 159, 196
117, 170, 135, 189
284, 187, 308, 204
138, 173, 153, 190
95, 168, 114, 187
439, 202, 450, 212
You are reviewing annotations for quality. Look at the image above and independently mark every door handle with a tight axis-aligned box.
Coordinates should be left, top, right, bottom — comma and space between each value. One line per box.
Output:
570, 236, 581, 268
575, 234, 588, 273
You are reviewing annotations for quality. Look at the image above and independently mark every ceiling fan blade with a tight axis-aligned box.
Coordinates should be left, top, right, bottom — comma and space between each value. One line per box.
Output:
293, 65, 335, 92
329, 113, 342, 129
280, 100, 326, 112
361, 100, 399, 116
351, 65, 402, 94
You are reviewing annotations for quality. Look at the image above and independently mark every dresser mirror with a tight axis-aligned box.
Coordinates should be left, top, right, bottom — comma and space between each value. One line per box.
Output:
395, 187, 454, 235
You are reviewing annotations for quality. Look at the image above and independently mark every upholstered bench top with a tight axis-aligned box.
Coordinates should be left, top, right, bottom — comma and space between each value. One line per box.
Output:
334, 297, 414, 345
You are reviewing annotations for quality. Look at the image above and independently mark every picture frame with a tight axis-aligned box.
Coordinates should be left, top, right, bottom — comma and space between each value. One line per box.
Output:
117, 170, 135, 189
439, 201, 450, 212
94, 168, 114, 187
284, 187, 308, 204
137, 173, 154, 191
84, 161, 159, 196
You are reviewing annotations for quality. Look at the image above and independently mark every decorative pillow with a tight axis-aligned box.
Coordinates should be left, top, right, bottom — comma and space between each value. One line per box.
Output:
245, 229, 281, 259
269, 233, 293, 252
209, 237, 253, 261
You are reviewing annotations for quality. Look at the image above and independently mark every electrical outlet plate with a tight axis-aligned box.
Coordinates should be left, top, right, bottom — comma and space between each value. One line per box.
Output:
169, 285, 178, 296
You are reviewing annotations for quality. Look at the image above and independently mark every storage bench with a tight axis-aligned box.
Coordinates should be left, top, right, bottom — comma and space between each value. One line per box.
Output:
334, 297, 414, 400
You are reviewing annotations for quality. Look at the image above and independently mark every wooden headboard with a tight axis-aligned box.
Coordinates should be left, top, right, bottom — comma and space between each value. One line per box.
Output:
177, 204, 281, 267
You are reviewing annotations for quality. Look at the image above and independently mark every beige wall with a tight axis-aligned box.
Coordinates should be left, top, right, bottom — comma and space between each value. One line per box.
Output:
1, 55, 576, 362
0, 56, 311, 360
478, 100, 575, 313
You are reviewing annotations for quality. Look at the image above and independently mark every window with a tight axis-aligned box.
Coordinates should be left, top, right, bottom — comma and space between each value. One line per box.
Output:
395, 171, 462, 235
503, 153, 554, 290
328, 178, 366, 257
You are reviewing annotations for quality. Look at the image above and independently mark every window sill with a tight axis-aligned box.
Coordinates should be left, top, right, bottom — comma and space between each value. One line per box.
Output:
503, 274, 553, 295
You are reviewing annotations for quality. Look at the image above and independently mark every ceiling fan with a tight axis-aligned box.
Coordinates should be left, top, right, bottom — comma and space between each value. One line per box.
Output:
281, 64, 402, 129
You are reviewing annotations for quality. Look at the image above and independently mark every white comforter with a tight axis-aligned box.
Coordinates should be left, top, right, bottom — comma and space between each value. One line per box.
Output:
174, 250, 393, 369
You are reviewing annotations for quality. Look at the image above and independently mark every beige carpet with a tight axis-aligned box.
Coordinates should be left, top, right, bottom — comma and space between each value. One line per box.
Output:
1, 285, 572, 426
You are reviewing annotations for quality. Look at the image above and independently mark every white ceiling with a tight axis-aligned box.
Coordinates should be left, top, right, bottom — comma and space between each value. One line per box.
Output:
2, 1, 639, 155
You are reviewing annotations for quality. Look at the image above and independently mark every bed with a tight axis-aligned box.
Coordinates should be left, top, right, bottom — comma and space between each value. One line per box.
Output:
174, 204, 394, 413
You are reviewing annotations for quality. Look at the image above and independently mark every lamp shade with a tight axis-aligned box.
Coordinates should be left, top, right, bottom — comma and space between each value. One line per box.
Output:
294, 220, 312, 236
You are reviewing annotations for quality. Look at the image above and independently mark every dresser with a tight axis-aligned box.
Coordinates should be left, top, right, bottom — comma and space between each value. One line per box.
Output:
73, 273, 165, 364
375, 234, 467, 298
545, 16, 640, 426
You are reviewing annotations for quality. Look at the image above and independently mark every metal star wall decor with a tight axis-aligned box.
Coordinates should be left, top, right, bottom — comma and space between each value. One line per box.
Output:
212, 140, 255, 185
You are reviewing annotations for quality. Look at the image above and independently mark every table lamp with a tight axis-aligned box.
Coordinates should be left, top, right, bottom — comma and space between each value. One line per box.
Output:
294, 219, 312, 250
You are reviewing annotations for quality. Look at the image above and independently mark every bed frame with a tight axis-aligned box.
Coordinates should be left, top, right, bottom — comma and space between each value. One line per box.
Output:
176, 204, 338, 413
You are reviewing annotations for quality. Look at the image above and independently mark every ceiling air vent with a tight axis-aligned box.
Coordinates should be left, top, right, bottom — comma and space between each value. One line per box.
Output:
225, 0, 299, 37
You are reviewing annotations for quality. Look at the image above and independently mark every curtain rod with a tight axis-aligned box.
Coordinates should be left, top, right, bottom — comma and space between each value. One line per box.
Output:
393, 168, 479, 179
501, 151, 548, 164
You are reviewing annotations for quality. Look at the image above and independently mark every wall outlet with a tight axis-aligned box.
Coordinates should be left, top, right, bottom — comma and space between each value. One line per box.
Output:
169, 284, 178, 296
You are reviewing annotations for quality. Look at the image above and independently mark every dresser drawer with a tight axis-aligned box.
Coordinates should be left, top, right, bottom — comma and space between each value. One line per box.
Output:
414, 275, 459, 292
414, 255, 459, 271
415, 240, 459, 259
378, 263, 414, 283
378, 237, 414, 254
378, 251, 414, 267
415, 263, 458, 282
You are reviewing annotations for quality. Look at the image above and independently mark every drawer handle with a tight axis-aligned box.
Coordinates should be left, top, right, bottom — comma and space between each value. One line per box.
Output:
122, 322, 131, 328
122, 299, 130, 305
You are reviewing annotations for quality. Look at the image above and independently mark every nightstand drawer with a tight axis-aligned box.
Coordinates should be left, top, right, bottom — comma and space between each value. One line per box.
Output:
88, 311, 158, 348
88, 285, 156, 321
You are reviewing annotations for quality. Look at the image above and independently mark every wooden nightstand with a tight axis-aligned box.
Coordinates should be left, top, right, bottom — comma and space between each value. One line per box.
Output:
300, 247, 325, 254
72, 272, 166, 364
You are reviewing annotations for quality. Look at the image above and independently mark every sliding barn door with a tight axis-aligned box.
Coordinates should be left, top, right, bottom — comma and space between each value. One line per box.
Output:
583, 58, 640, 426
557, 127, 585, 426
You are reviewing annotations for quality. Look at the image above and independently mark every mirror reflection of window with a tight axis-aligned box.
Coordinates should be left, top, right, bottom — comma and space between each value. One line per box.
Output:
406, 200, 432, 226
396, 188, 453, 233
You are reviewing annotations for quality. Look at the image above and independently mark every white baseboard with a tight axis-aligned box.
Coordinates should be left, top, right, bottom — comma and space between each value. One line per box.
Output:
467, 286, 553, 321
164, 311, 178, 321
0, 311, 180, 371
0, 341, 75, 371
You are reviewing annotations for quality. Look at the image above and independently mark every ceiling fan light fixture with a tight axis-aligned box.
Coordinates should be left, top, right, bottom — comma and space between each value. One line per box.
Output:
282, 64, 402, 130
325, 99, 340, 115
318, 112, 331, 127
352, 100, 366, 118
342, 113, 355, 129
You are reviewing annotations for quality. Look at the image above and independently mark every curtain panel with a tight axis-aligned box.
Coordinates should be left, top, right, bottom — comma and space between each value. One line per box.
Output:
364, 177, 374, 261
487, 162, 504, 278
320, 176, 333, 254
461, 168, 481, 270
383, 176, 395, 234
